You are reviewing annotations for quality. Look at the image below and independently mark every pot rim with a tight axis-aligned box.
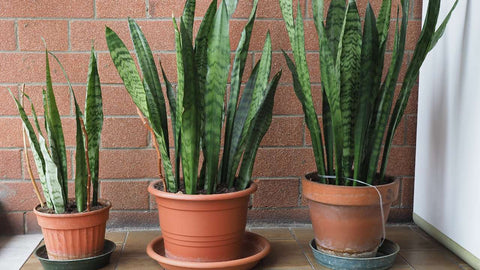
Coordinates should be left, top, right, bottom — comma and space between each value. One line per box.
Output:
33, 199, 112, 218
304, 172, 398, 189
148, 180, 257, 201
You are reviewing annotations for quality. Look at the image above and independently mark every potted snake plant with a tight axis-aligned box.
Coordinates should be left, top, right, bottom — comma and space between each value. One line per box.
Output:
106, 0, 281, 263
10, 46, 109, 261
279, 0, 457, 258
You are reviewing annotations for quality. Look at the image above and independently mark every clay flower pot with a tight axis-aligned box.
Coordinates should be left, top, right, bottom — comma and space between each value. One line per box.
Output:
148, 181, 257, 262
302, 176, 399, 258
34, 199, 111, 260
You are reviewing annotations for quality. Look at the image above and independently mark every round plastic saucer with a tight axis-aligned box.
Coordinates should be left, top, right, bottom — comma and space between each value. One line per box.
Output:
310, 238, 400, 270
35, 240, 116, 270
146, 232, 270, 270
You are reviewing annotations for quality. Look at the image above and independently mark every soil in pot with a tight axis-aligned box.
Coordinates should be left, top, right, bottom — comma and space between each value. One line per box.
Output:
149, 181, 257, 262
34, 199, 111, 260
302, 173, 399, 258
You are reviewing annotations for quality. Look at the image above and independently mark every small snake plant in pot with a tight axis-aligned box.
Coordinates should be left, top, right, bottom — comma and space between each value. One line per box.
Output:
10, 46, 109, 261
279, 0, 457, 258
106, 0, 281, 263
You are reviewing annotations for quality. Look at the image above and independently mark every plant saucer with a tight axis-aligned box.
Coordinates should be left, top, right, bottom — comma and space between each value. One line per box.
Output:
35, 240, 116, 270
146, 232, 270, 270
310, 238, 400, 270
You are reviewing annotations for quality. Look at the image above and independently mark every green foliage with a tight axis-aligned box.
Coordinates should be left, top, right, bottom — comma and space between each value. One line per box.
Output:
106, 0, 281, 194
10, 47, 103, 213
280, 0, 458, 185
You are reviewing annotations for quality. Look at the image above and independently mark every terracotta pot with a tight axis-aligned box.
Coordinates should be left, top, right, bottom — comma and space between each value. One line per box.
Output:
302, 176, 399, 258
34, 199, 111, 260
148, 181, 257, 262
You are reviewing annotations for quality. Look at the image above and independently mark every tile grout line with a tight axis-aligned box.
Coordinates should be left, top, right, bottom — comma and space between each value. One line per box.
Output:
289, 227, 316, 269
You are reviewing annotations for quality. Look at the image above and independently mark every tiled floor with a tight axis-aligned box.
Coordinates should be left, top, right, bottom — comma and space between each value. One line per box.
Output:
21, 225, 473, 269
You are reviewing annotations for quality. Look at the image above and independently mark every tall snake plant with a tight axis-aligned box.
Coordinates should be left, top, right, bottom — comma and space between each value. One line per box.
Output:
279, 0, 457, 185
10, 47, 103, 214
106, 0, 282, 194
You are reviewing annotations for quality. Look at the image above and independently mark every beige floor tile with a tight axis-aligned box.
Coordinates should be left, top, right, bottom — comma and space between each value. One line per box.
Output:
20, 256, 42, 270
123, 231, 161, 257
106, 231, 127, 245
291, 227, 315, 242
249, 228, 294, 240
116, 256, 162, 270
254, 240, 312, 269
401, 250, 465, 270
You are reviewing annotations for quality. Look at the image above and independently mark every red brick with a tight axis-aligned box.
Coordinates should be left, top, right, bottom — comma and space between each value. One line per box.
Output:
0, 118, 23, 147
102, 86, 138, 116
385, 146, 415, 176
234, 0, 306, 19
272, 85, 303, 115
24, 150, 73, 180
0, 20, 16, 51
0, 182, 43, 211
386, 21, 422, 51
100, 180, 149, 210
0, 86, 21, 115
248, 20, 290, 51
0, 53, 90, 84
137, 21, 176, 51
252, 148, 316, 177
247, 207, 310, 224
412, 0, 423, 19
0, 150, 22, 179
0, 0, 94, 18
102, 117, 149, 148
97, 52, 132, 84
253, 178, 299, 207
261, 117, 304, 146
22, 85, 71, 116
405, 115, 417, 146
96, 0, 146, 18
18, 20, 68, 51
107, 210, 158, 229
99, 149, 159, 179
401, 177, 414, 207
71, 21, 130, 51
0, 212, 24, 235
148, 0, 211, 18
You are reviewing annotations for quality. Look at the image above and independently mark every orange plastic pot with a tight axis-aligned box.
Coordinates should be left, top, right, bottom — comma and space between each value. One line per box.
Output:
148, 181, 257, 262
34, 199, 111, 260
302, 176, 399, 258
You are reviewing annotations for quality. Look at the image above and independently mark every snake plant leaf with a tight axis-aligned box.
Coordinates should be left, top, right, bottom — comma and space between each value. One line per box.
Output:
44, 51, 68, 203
74, 101, 87, 212
39, 135, 65, 214
181, 0, 196, 39
380, 0, 445, 180
106, 27, 149, 119
10, 93, 52, 208
194, 0, 216, 183
283, 51, 326, 176
226, 33, 271, 188
237, 71, 282, 190
325, 0, 346, 58
339, 0, 361, 179
366, 2, 408, 184
49, 51, 89, 210
225, 0, 239, 17
129, 19, 169, 154
180, 18, 201, 194
204, 0, 230, 193
84, 48, 103, 205
173, 17, 184, 190
322, 89, 333, 176
311, 0, 325, 38
353, 3, 379, 181
221, 0, 257, 183
279, 0, 295, 49
376, 0, 392, 50
225, 62, 260, 187
428, 0, 458, 52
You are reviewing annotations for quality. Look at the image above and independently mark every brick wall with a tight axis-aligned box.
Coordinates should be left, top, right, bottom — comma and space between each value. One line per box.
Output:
0, 0, 421, 234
